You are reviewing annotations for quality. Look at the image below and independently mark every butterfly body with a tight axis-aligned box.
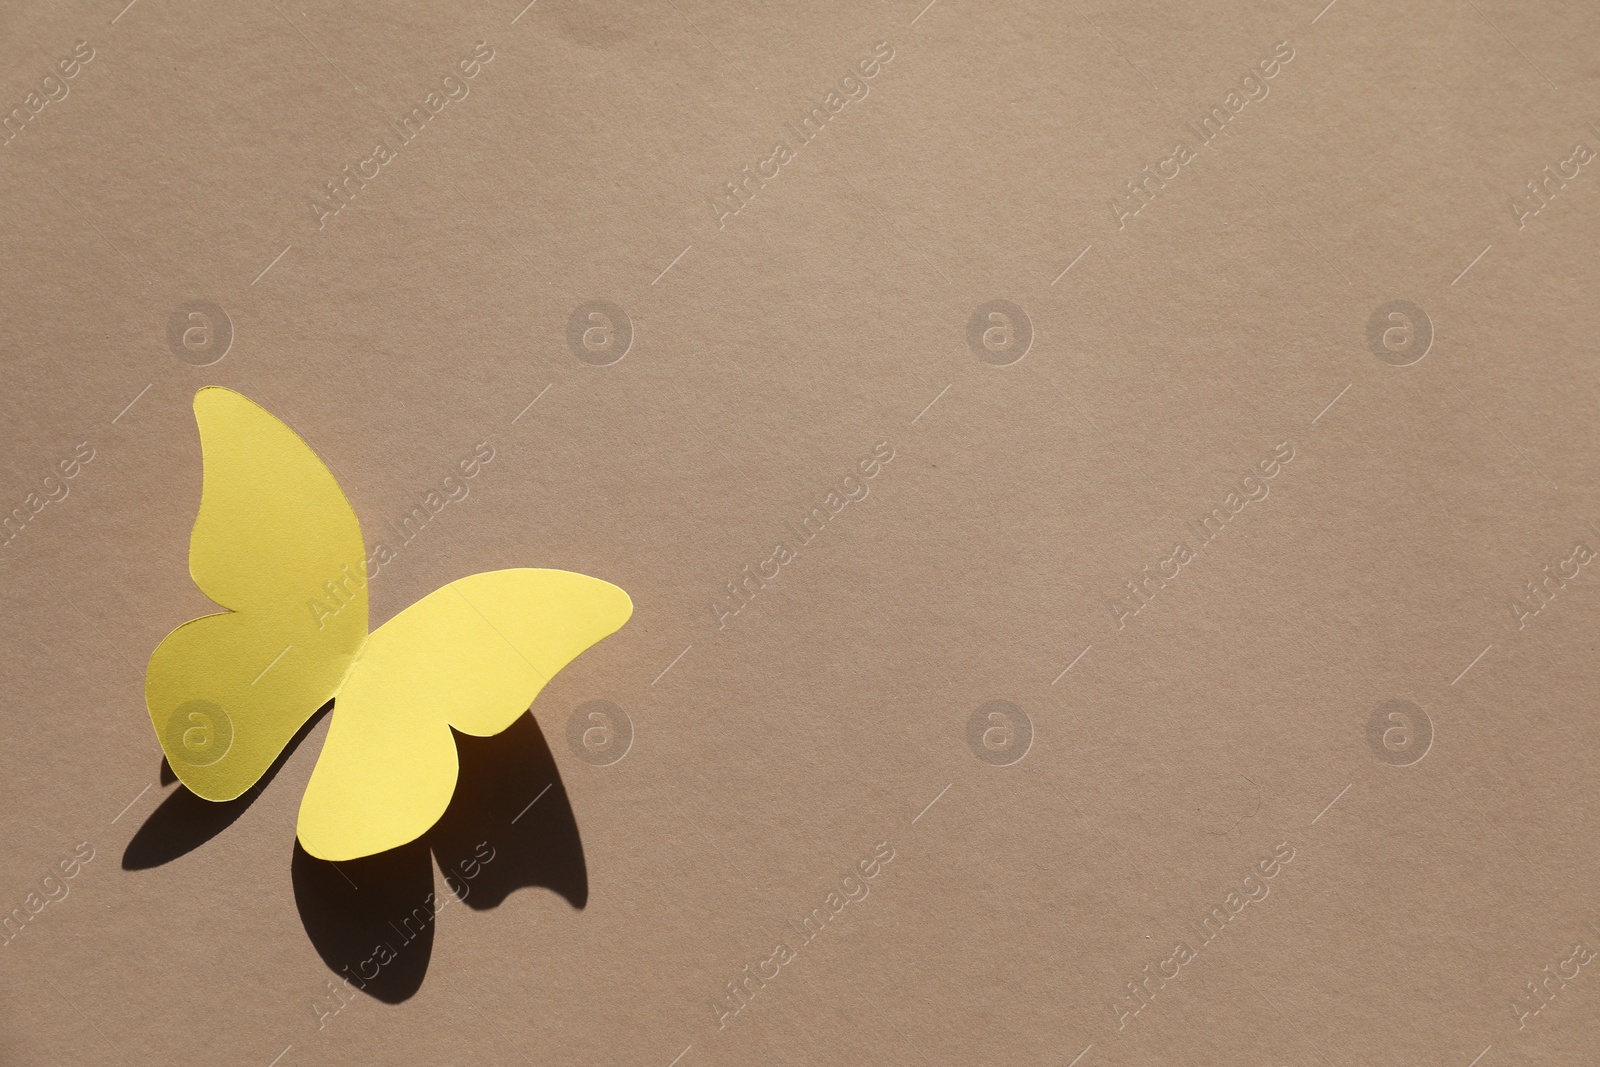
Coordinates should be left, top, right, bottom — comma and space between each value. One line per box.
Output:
146, 388, 632, 861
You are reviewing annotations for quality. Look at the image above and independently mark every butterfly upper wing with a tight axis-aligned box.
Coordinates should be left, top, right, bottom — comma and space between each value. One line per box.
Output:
297, 569, 632, 861
144, 388, 369, 801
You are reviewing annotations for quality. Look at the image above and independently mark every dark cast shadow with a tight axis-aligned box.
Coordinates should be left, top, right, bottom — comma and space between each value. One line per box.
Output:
292, 710, 587, 1003
428, 711, 589, 911
291, 837, 436, 1004
123, 700, 334, 870
123, 701, 588, 1004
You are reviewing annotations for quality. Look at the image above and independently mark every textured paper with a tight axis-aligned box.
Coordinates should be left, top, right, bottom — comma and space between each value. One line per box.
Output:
4, 0, 1600, 1064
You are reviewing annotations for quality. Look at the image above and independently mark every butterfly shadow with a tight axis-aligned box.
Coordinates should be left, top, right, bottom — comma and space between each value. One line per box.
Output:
290, 711, 588, 1003
123, 705, 587, 1005
123, 700, 335, 871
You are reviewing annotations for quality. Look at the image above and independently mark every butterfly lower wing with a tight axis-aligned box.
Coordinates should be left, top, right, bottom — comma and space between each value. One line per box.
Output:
144, 388, 368, 801
297, 568, 632, 860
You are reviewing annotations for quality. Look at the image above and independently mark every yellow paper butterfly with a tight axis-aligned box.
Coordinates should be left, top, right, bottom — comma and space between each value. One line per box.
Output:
144, 388, 632, 861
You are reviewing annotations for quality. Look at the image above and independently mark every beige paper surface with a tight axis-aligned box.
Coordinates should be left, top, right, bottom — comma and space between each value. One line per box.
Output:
3, 1, 1600, 1064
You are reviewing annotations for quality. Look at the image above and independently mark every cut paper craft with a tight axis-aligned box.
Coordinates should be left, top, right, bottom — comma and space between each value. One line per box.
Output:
144, 388, 632, 861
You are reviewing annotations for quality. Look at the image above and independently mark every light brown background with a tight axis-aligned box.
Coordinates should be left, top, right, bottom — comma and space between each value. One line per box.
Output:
3, 0, 1600, 1064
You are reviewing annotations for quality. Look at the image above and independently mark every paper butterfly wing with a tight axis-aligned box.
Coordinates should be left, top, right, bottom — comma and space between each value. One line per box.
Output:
297, 568, 633, 861
144, 388, 369, 801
